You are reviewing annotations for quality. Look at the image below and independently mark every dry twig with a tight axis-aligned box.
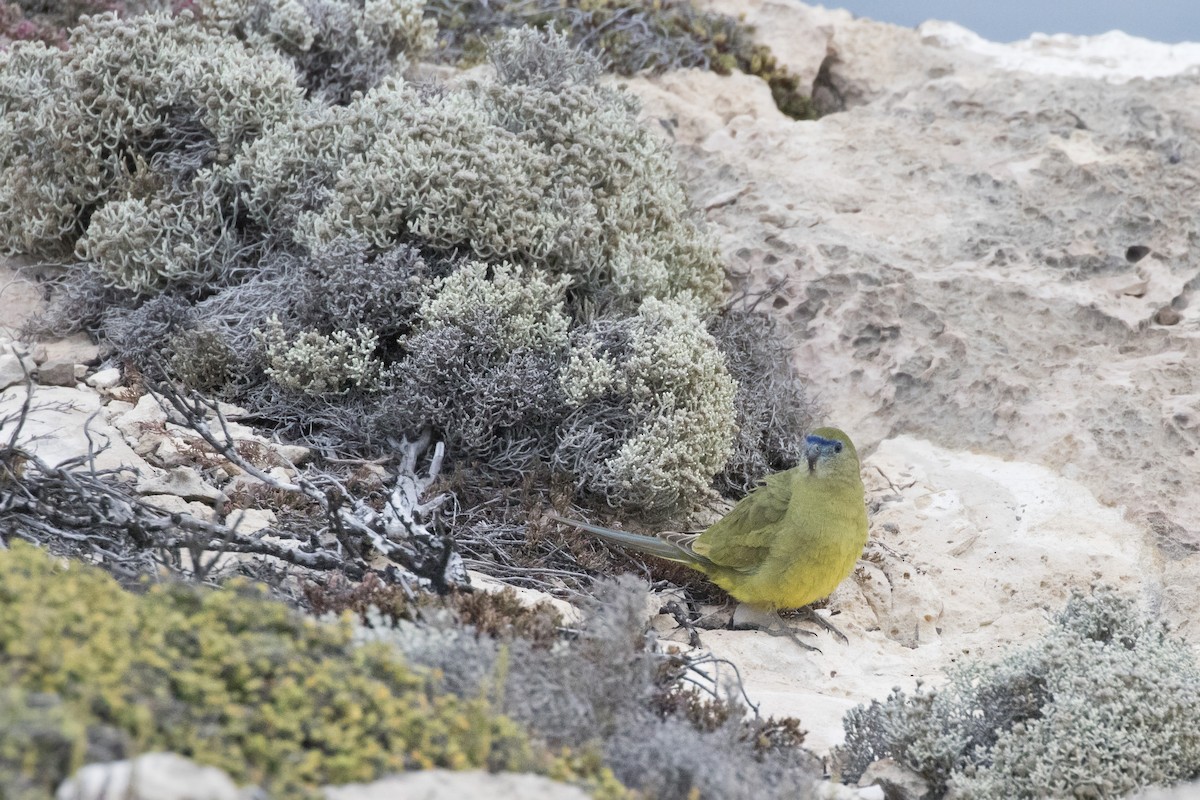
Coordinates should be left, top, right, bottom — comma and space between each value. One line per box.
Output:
0, 375, 465, 593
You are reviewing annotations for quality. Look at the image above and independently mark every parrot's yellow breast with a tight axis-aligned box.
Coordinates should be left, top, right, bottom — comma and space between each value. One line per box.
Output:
707, 486, 868, 611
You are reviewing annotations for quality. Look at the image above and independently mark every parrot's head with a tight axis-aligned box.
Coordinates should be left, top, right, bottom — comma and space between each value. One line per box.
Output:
804, 427, 860, 479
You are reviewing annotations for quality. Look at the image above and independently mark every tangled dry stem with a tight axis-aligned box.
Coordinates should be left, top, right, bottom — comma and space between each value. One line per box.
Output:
0, 372, 464, 594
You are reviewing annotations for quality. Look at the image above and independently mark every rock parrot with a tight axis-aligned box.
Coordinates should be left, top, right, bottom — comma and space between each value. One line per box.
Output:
551, 427, 868, 641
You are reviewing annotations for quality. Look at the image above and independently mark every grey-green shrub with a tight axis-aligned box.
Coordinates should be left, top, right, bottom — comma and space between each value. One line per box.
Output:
425, 0, 816, 120
709, 308, 819, 494
0, 12, 303, 262
355, 575, 823, 800
258, 315, 383, 394
185, 0, 435, 103
421, 261, 572, 352
835, 587, 1200, 799
77, 180, 239, 294
370, 259, 573, 474
238, 28, 724, 311
8, 16, 774, 516
292, 240, 434, 340
556, 296, 737, 515
241, 31, 732, 509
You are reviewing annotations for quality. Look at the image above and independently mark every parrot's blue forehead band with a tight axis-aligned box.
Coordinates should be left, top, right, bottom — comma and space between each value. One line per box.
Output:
805, 435, 841, 448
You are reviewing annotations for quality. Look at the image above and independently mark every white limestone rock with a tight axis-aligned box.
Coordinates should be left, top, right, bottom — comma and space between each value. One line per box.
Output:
229, 507, 277, 535
136, 466, 224, 503
141, 494, 217, 522
323, 770, 590, 800
86, 367, 123, 390
657, 437, 1161, 755
858, 758, 929, 800
0, 384, 149, 475
113, 394, 170, 457
0, 352, 32, 391
55, 753, 243, 800
33, 333, 100, 367
621, 9, 1200, 749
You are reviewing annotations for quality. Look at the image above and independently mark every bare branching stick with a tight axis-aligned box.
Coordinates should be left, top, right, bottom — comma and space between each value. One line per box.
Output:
144, 378, 468, 591
1, 377, 467, 593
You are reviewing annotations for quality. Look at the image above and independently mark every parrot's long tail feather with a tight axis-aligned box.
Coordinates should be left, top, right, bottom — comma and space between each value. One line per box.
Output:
549, 514, 692, 565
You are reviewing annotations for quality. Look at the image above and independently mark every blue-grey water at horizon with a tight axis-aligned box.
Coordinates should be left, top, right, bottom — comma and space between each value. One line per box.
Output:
827, 0, 1200, 44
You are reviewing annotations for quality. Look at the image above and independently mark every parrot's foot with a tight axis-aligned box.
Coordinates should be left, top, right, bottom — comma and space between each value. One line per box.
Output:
729, 605, 850, 651
791, 606, 850, 645
765, 621, 822, 653
729, 605, 822, 652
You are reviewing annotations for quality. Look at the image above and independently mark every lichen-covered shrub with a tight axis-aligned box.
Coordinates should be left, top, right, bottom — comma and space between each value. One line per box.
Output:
167, 327, 238, 392
0, 0, 432, 101
225, 23, 735, 508
101, 293, 198, 368
228, 91, 390, 234
258, 314, 382, 394
557, 297, 737, 515
476, 28, 726, 306
181, 0, 434, 104
249, 78, 578, 264
421, 260, 571, 351
77, 181, 239, 294
834, 587, 1200, 799
9, 18, 785, 518
372, 261, 572, 475
0, 12, 304, 260
709, 307, 818, 494
0, 540, 544, 795
293, 240, 435, 340
241, 29, 725, 311
370, 274, 738, 513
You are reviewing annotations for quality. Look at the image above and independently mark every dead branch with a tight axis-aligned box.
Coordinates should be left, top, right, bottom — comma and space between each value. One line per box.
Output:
0, 377, 467, 593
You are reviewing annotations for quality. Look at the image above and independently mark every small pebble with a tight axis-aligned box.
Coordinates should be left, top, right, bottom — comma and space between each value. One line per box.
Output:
1155, 307, 1181, 326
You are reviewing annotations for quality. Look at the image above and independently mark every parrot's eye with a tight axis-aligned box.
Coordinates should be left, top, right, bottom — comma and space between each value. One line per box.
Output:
833, 442, 843, 453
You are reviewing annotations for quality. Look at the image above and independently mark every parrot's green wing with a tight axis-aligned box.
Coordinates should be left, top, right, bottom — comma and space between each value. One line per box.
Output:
691, 469, 795, 572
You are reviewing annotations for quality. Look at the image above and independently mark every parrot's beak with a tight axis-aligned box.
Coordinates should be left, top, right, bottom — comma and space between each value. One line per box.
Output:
804, 441, 821, 473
